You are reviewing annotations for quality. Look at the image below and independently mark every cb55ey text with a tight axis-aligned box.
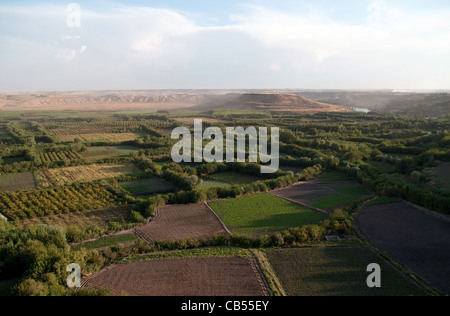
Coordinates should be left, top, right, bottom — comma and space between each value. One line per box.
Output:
181, 300, 270, 313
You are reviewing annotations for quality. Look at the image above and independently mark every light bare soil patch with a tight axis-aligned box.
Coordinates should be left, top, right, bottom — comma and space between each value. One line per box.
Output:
38, 163, 140, 187
53, 132, 139, 143
0, 172, 36, 192
357, 202, 450, 295
15, 205, 132, 229
135, 203, 230, 242
82, 256, 269, 296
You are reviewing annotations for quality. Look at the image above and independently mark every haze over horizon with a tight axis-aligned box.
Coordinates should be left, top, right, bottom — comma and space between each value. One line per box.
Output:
1, 0, 449, 93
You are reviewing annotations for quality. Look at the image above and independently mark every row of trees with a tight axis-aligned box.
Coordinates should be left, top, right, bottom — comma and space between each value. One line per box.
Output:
135, 165, 323, 218
0, 183, 130, 221
334, 161, 450, 214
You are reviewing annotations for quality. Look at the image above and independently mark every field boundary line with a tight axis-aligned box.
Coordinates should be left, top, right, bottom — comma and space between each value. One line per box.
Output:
133, 227, 154, 245
204, 202, 233, 236
402, 200, 450, 224
269, 192, 330, 216
247, 255, 271, 297
250, 249, 287, 297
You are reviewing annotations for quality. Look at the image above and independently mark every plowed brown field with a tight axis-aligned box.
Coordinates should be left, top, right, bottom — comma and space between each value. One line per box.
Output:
82, 257, 269, 296
357, 201, 450, 295
135, 203, 230, 242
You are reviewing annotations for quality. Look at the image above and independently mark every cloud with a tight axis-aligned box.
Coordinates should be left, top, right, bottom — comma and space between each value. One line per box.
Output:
1, 2, 450, 91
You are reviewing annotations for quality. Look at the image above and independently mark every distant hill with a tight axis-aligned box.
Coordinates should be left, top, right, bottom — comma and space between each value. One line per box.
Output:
0, 91, 349, 113
195, 93, 350, 113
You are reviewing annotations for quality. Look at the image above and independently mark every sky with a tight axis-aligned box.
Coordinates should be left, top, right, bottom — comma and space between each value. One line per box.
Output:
0, 0, 449, 92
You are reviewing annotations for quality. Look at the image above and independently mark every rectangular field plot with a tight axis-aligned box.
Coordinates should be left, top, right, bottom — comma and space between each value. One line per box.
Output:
210, 171, 262, 185
54, 132, 140, 143
82, 146, 141, 161
120, 178, 177, 196
15, 205, 133, 230
0, 173, 36, 192
208, 193, 327, 235
135, 203, 230, 242
272, 180, 371, 212
266, 247, 428, 296
37, 163, 142, 187
82, 255, 269, 296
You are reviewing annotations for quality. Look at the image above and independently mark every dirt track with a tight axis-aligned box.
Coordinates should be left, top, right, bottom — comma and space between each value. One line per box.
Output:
82, 257, 269, 296
135, 203, 230, 242
357, 202, 450, 294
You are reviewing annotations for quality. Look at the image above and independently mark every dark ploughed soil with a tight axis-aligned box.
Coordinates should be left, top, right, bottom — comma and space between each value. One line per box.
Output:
82, 257, 269, 296
357, 202, 450, 294
135, 203, 230, 242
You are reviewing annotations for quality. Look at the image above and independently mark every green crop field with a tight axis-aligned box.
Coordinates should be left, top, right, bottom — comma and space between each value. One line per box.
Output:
71, 234, 138, 251
318, 171, 353, 182
210, 171, 262, 185
208, 193, 327, 235
120, 177, 177, 195
266, 247, 428, 296
310, 181, 371, 211
201, 179, 232, 189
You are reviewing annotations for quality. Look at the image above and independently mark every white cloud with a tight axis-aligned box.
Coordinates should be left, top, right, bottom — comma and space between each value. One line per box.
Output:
1, 2, 450, 91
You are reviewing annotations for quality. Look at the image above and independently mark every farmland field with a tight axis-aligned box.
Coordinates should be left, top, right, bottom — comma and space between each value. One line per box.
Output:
272, 180, 370, 212
0, 184, 126, 221
201, 179, 232, 189
0, 93, 449, 297
53, 132, 141, 143
2, 156, 26, 164
37, 163, 141, 187
120, 178, 177, 196
14, 205, 133, 230
135, 203, 230, 242
210, 171, 262, 185
82, 146, 141, 161
208, 193, 327, 235
39, 151, 83, 163
71, 234, 138, 251
266, 247, 428, 296
357, 201, 450, 295
0, 172, 36, 192
82, 254, 269, 296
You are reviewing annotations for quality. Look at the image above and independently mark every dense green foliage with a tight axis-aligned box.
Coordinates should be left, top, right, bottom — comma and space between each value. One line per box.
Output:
0, 108, 448, 296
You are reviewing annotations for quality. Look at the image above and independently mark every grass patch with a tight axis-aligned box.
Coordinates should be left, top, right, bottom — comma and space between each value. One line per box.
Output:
367, 161, 396, 173
211, 171, 262, 185
201, 179, 232, 189
130, 247, 250, 262
2, 156, 26, 164
209, 193, 327, 235
266, 247, 428, 296
322, 183, 369, 196
318, 171, 354, 181
120, 178, 177, 195
311, 194, 363, 210
71, 234, 138, 251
